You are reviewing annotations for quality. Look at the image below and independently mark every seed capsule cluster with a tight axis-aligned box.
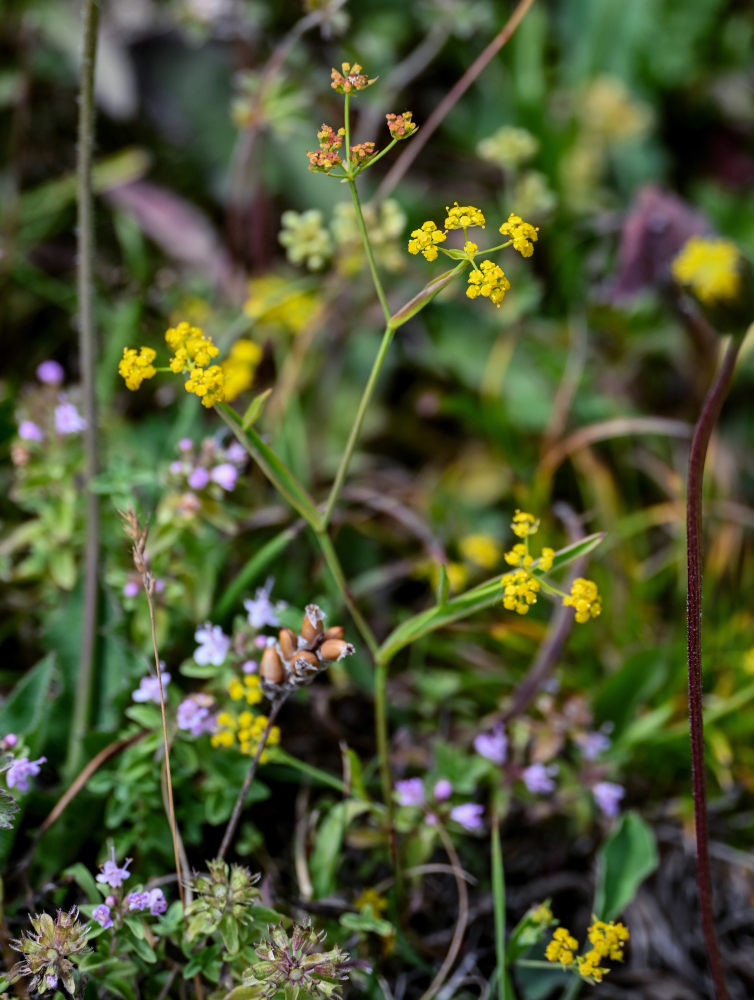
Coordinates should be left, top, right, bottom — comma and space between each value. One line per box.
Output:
259, 604, 354, 697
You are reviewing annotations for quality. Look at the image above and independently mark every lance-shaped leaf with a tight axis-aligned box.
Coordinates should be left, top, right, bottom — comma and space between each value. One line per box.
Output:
387, 262, 466, 330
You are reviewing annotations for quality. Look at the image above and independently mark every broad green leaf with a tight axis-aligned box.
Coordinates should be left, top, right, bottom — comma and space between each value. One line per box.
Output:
310, 800, 372, 898
214, 524, 300, 622
340, 909, 394, 937
63, 863, 101, 903
593, 811, 658, 921
0, 653, 56, 743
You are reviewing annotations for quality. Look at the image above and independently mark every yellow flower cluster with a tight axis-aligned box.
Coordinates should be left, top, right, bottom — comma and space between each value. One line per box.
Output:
563, 577, 602, 623
504, 543, 554, 572
501, 567, 541, 615
444, 203, 486, 230
466, 260, 511, 307
118, 347, 156, 390
546, 920, 629, 984
408, 221, 447, 261
671, 235, 741, 305
227, 674, 264, 706
212, 707, 281, 759
165, 322, 226, 407
511, 510, 539, 538
499, 213, 539, 257
221, 339, 263, 401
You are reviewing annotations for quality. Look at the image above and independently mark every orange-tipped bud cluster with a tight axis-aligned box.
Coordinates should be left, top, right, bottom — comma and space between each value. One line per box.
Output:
386, 112, 417, 140
330, 62, 376, 94
307, 149, 342, 173
349, 141, 375, 164
259, 604, 355, 697
317, 124, 345, 151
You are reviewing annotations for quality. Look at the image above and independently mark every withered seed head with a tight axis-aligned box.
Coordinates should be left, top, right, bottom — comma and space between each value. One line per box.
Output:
260, 646, 285, 685
291, 654, 321, 683
278, 627, 299, 661
323, 625, 345, 641
319, 639, 355, 662
300, 604, 325, 643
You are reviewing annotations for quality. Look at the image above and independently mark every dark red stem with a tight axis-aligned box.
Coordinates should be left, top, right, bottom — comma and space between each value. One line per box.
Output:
686, 338, 739, 1000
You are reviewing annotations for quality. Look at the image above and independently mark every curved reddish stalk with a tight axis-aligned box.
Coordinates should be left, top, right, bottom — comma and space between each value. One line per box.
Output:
686, 338, 739, 1000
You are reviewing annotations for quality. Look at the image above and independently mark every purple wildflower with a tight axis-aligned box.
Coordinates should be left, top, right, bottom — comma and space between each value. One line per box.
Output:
395, 778, 425, 807
177, 694, 216, 736
241, 659, 258, 674
36, 360, 65, 385
18, 420, 44, 442
92, 904, 113, 929
54, 402, 86, 435
194, 623, 231, 666
178, 438, 194, 452
576, 730, 612, 760
147, 888, 167, 915
169, 460, 183, 475
522, 763, 558, 795
188, 467, 210, 490
132, 673, 171, 705
450, 802, 485, 831
127, 891, 149, 911
225, 441, 247, 465
244, 578, 287, 629
592, 781, 625, 818
210, 462, 238, 491
123, 580, 140, 598
474, 724, 508, 765
2, 734, 18, 750
433, 779, 453, 801
6, 755, 47, 792
96, 849, 132, 888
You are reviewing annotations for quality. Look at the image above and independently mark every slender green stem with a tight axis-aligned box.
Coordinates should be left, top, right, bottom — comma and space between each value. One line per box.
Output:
686, 336, 739, 1000
347, 179, 392, 322
315, 529, 379, 657
67, 0, 101, 779
491, 817, 508, 1000
321, 324, 395, 527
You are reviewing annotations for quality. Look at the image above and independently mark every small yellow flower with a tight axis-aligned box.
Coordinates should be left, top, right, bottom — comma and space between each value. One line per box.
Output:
545, 927, 578, 967
501, 568, 540, 615
444, 202, 486, 230
466, 259, 510, 307
463, 240, 478, 255
118, 347, 156, 391
563, 577, 602, 623
671, 235, 741, 305
221, 339, 262, 400
184, 365, 226, 408
587, 920, 629, 961
511, 510, 539, 538
165, 321, 219, 371
211, 729, 235, 749
408, 220, 447, 261
499, 212, 539, 257
538, 547, 554, 572
354, 887, 388, 915
577, 949, 608, 982
504, 543, 533, 569
459, 533, 502, 570
529, 902, 554, 925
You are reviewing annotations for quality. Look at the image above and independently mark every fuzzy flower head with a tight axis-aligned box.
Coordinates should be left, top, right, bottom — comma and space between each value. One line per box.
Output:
118, 347, 157, 390
185, 859, 261, 942
444, 203, 486, 230
499, 212, 539, 257
407, 220, 447, 261
330, 62, 376, 94
6, 755, 46, 793
563, 577, 602, 623
671, 235, 741, 305
242, 920, 353, 1000
466, 259, 510, 307
9, 908, 90, 996
386, 111, 417, 140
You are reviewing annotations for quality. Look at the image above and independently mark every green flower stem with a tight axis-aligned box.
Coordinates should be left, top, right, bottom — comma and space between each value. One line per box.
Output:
347, 177, 392, 322
355, 135, 399, 173
686, 336, 740, 1000
314, 528, 379, 657
67, 0, 101, 780
320, 323, 395, 528
491, 816, 509, 1000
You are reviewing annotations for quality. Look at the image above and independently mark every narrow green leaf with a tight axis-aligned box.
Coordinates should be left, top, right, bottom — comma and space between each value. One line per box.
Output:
435, 563, 450, 607
242, 388, 272, 429
215, 524, 300, 622
593, 811, 658, 921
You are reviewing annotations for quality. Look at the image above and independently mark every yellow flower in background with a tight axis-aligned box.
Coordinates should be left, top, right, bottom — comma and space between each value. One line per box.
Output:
671, 235, 741, 305
458, 533, 501, 570
118, 347, 156, 390
222, 339, 263, 400
563, 577, 602, 623
228, 674, 264, 706
243, 274, 320, 335
355, 887, 388, 916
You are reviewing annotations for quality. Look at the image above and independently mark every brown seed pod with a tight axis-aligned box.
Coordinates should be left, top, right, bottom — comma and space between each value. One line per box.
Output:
319, 639, 355, 662
290, 652, 320, 682
323, 625, 345, 641
260, 646, 285, 685
278, 627, 298, 661
300, 604, 325, 643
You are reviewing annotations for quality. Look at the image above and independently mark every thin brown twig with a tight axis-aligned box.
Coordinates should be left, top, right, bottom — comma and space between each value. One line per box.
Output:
375, 0, 538, 201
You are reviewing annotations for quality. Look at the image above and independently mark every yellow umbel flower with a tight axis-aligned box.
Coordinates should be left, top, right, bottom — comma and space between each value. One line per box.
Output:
118, 347, 156, 390
563, 577, 602, 623
501, 568, 540, 615
538, 547, 554, 572
587, 920, 629, 961
499, 213, 539, 257
408, 221, 447, 261
504, 543, 533, 569
511, 510, 539, 538
466, 259, 510, 307
459, 533, 501, 570
577, 950, 609, 982
184, 365, 226, 408
671, 235, 741, 305
165, 321, 220, 372
529, 902, 554, 925
444, 203, 486, 230
221, 339, 262, 400
545, 927, 578, 967
228, 674, 264, 706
